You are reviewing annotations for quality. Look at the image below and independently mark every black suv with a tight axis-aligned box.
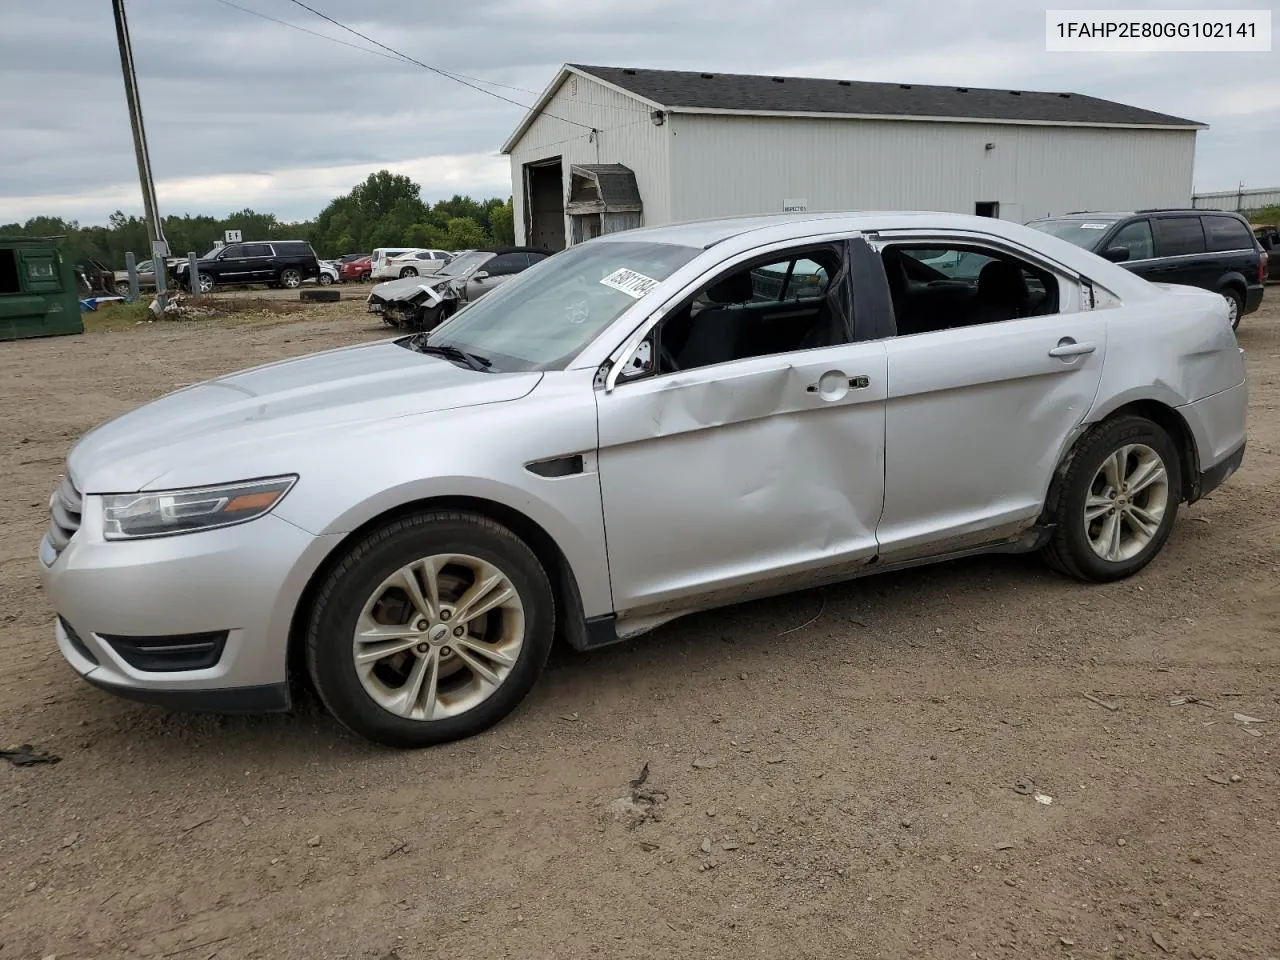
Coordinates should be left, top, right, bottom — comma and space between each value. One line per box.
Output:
177, 240, 320, 293
1027, 209, 1266, 328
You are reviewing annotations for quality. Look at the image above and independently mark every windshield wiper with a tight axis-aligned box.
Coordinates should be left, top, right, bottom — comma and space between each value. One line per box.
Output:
415, 341, 491, 371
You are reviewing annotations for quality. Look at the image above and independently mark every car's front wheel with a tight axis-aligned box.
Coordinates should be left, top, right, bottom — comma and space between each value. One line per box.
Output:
318, 272, 333, 286
115, 280, 130, 296
305, 511, 555, 748
280, 269, 302, 289
1042, 415, 1182, 582
197, 274, 214, 294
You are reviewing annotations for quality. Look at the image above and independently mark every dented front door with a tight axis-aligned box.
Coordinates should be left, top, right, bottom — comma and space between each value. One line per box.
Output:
595, 342, 888, 619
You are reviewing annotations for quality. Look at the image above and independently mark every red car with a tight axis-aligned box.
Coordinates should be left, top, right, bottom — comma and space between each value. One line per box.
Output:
339, 255, 372, 282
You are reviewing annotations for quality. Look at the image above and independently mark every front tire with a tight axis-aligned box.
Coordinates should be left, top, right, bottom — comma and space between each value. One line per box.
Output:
318, 272, 333, 286
197, 274, 214, 294
1042, 415, 1181, 582
305, 511, 555, 748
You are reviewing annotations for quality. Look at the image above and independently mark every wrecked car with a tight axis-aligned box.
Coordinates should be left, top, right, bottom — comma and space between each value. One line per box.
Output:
41, 213, 1246, 749
367, 247, 551, 331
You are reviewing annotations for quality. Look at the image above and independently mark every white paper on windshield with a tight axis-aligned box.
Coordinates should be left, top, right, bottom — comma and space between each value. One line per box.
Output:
418, 284, 442, 304
1080, 223, 1109, 230
599, 268, 660, 299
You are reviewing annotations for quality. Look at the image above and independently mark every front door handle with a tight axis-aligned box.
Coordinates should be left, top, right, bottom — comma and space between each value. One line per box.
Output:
1048, 338, 1097, 359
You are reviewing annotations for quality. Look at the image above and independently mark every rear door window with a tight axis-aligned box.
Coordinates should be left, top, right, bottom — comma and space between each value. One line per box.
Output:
1201, 215, 1254, 252
1107, 219, 1154, 260
1152, 217, 1206, 257
485, 253, 526, 276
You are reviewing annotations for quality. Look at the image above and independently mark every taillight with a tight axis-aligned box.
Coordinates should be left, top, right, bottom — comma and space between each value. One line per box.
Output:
1260, 251, 1269, 284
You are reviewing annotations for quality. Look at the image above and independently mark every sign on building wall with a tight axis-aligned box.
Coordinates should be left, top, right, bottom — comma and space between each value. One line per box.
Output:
783, 198, 808, 213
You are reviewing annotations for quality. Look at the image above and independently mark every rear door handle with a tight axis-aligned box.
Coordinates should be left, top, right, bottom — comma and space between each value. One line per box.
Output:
1048, 338, 1097, 359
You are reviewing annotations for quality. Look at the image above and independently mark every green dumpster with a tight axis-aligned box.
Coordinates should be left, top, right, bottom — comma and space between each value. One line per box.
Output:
0, 236, 85, 341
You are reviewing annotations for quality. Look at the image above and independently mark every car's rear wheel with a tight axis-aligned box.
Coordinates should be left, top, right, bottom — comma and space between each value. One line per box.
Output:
1042, 415, 1181, 582
279, 269, 302, 289
305, 511, 555, 748
1220, 286, 1244, 330
399, 267, 419, 278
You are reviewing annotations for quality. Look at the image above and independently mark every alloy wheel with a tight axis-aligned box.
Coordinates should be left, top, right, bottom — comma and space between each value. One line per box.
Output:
1083, 443, 1170, 562
281, 269, 302, 288
352, 553, 525, 722
1224, 293, 1239, 328
198, 275, 213, 293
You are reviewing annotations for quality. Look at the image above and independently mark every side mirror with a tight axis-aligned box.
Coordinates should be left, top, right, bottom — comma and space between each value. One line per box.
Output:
472, 271, 489, 281
1102, 246, 1130, 263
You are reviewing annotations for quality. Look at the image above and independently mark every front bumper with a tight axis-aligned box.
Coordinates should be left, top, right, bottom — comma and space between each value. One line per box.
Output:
39, 509, 342, 713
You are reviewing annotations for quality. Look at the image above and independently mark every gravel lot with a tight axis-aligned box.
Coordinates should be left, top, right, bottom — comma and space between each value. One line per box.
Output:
2, 297, 1278, 960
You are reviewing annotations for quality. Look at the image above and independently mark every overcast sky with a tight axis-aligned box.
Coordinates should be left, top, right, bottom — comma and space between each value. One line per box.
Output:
2, 0, 1276, 225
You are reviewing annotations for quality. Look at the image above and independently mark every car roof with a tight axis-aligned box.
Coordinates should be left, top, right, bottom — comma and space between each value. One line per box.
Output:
597, 210, 1118, 248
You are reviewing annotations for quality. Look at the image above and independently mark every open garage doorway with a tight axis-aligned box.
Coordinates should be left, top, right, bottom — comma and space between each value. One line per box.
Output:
524, 159, 566, 252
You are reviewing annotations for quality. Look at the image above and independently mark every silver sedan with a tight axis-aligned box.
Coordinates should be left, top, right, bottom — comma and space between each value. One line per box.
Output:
39, 212, 1248, 747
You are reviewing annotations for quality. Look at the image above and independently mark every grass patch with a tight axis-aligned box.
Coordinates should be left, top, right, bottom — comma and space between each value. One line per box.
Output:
1244, 205, 1280, 226
83, 294, 308, 333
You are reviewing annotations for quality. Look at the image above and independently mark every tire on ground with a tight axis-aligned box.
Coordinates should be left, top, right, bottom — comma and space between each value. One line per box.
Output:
1041, 414, 1182, 583
1219, 286, 1244, 330
304, 511, 556, 748
299, 289, 341, 302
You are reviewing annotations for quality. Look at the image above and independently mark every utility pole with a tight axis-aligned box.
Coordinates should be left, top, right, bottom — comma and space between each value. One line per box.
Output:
112, 0, 169, 308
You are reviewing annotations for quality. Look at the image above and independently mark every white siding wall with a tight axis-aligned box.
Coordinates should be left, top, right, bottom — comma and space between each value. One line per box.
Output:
507, 74, 671, 244
667, 114, 1197, 224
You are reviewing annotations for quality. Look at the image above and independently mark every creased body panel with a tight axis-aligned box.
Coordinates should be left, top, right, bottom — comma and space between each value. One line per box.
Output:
596, 343, 887, 616
879, 313, 1108, 558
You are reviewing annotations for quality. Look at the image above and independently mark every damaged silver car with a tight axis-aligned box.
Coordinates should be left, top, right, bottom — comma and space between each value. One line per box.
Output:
41, 213, 1247, 748
367, 246, 552, 331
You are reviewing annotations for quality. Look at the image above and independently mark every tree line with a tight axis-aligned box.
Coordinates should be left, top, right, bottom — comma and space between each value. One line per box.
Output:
0, 171, 516, 268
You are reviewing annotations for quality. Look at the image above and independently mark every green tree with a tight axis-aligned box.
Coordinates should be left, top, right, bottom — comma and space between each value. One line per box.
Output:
444, 217, 488, 250
489, 197, 515, 246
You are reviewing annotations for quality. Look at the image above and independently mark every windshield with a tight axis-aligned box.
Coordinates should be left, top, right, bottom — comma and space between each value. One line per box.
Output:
434, 251, 492, 280
423, 240, 701, 371
1026, 218, 1116, 250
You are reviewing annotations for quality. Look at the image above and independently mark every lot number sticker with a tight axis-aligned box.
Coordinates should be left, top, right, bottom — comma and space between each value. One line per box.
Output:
1080, 223, 1109, 230
600, 268, 660, 299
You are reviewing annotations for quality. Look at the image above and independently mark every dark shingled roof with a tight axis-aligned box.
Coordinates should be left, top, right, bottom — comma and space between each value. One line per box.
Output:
570, 65, 1201, 128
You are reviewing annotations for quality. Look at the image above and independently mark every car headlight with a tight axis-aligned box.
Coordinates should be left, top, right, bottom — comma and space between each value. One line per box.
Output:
101, 476, 297, 540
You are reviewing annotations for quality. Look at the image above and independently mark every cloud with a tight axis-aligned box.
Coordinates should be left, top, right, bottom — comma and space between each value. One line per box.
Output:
2, 0, 1274, 224
0, 153, 511, 224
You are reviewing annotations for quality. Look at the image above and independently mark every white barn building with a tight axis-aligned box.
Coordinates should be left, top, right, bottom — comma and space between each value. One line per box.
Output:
501, 64, 1203, 251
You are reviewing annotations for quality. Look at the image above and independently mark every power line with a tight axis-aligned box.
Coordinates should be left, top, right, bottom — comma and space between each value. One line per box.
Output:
208, 0, 539, 95
283, 0, 595, 130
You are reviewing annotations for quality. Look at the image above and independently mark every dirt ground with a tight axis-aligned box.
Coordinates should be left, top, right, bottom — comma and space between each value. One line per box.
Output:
2, 296, 1278, 960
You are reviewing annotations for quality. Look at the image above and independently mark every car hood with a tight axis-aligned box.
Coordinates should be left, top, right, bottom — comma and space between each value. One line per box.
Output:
67, 339, 542, 493
369, 276, 447, 300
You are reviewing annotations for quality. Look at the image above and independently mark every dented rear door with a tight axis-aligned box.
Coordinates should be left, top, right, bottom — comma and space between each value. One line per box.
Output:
595, 341, 888, 617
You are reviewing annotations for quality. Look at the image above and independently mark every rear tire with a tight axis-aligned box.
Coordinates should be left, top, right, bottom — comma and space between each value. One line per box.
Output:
1220, 286, 1244, 330
1042, 415, 1181, 582
399, 267, 419, 278
305, 511, 555, 748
